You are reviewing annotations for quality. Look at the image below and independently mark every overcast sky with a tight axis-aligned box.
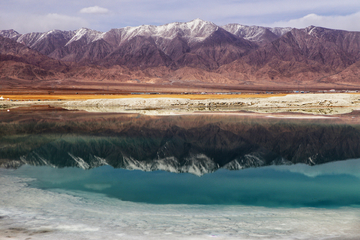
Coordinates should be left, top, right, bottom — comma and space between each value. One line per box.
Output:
1, 0, 360, 33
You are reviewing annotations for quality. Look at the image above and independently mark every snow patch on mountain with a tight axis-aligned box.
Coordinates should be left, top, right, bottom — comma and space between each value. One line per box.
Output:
222, 153, 266, 170
223, 23, 292, 42
270, 27, 293, 37
68, 152, 90, 170
121, 153, 218, 176
17, 32, 44, 47
20, 153, 56, 168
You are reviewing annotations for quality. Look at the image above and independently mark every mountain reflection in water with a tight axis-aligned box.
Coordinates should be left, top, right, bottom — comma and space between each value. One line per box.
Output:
2, 110, 360, 175
2, 109, 360, 239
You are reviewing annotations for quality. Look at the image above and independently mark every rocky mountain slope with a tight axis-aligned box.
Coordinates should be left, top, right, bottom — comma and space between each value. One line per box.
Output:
219, 26, 360, 82
0, 35, 69, 81
1, 19, 360, 87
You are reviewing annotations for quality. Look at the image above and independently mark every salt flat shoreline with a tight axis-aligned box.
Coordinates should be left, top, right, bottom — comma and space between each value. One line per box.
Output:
1, 93, 360, 115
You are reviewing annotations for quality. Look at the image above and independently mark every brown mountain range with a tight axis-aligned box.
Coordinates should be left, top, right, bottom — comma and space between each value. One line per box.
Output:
1, 19, 360, 91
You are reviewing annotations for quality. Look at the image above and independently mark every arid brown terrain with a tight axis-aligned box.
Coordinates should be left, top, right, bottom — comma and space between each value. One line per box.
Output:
1, 19, 360, 93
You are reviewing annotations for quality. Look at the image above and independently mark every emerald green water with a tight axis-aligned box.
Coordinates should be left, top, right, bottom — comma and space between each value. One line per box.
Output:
10, 160, 360, 207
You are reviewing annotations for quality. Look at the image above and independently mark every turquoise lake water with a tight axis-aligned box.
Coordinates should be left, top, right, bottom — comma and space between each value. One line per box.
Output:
1, 110, 360, 239
8, 162, 360, 208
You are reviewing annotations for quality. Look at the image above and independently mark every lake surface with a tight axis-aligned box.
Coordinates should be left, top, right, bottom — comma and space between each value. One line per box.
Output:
1, 109, 360, 239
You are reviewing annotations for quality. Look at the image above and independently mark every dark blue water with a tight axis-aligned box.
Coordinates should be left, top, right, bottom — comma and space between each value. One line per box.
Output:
10, 159, 360, 208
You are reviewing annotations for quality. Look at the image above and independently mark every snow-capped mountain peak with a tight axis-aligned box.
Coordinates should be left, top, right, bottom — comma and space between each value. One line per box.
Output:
183, 18, 218, 41
0, 29, 21, 40
112, 19, 218, 45
65, 27, 104, 46
186, 18, 214, 30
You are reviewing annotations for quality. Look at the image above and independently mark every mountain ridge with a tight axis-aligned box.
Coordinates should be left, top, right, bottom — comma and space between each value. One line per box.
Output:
1, 19, 360, 89
0, 19, 288, 69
